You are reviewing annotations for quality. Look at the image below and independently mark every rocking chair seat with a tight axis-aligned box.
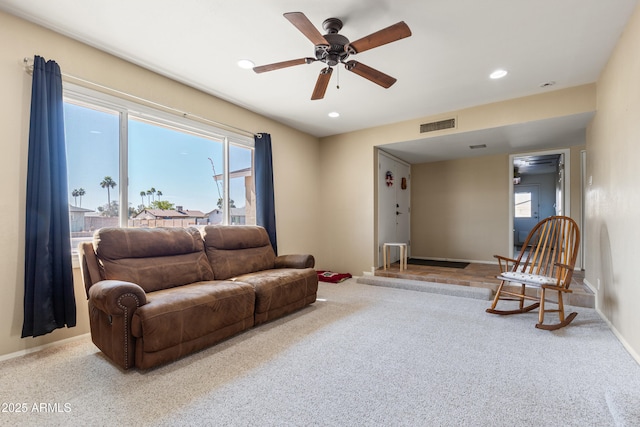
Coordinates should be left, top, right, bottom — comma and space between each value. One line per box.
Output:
498, 271, 560, 287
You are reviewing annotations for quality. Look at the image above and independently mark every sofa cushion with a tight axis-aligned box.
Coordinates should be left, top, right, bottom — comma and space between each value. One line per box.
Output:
94, 227, 214, 292
203, 225, 276, 280
234, 268, 318, 324
131, 281, 255, 353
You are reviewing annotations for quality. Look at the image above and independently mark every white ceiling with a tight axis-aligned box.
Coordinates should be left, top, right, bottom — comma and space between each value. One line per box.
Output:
1, 0, 637, 163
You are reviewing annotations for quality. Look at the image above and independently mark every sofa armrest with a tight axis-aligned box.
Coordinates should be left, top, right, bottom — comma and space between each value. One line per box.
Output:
275, 254, 315, 269
89, 280, 147, 314
87, 280, 147, 370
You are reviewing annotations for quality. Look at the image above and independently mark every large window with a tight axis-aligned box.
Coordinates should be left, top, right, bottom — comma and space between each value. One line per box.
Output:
65, 101, 120, 250
64, 85, 255, 253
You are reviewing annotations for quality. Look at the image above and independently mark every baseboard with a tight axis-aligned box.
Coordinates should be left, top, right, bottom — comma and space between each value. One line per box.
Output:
595, 308, 640, 366
583, 278, 597, 294
582, 279, 639, 366
0, 333, 90, 363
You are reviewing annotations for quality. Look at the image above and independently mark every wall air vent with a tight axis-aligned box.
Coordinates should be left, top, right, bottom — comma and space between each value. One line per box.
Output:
420, 118, 456, 133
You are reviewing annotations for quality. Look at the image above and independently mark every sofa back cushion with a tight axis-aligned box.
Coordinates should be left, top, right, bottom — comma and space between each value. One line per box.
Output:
203, 225, 275, 280
94, 227, 214, 292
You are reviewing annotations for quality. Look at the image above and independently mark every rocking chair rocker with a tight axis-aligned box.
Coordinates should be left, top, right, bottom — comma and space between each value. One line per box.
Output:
486, 215, 581, 330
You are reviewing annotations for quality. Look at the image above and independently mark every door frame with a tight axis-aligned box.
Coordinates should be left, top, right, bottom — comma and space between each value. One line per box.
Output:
507, 148, 571, 256
580, 149, 587, 269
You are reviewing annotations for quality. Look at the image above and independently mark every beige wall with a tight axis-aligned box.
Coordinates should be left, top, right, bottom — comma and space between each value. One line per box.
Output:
410, 154, 509, 261
319, 85, 595, 275
586, 3, 640, 358
0, 11, 322, 357
409, 146, 584, 263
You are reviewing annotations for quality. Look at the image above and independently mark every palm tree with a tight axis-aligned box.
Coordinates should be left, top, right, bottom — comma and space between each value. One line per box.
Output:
140, 190, 147, 206
78, 188, 85, 207
100, 176, 117, 208
156, 190, 162, 201
149, 187, 156, 202
152, 200, 174, 210
71, 189, 79, 206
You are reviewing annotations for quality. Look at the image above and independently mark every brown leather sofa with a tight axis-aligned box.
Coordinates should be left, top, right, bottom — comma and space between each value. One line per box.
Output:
79, 225, 318, 370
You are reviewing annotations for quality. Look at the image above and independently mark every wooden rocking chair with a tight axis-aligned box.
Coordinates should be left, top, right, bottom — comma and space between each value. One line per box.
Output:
486, 216, 581, 330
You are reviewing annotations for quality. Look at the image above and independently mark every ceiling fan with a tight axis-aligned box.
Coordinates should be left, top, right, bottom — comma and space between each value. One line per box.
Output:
253, 12, 412, 100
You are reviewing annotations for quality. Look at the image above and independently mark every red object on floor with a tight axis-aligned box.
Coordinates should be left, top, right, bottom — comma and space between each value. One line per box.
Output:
317, 270, 352, 283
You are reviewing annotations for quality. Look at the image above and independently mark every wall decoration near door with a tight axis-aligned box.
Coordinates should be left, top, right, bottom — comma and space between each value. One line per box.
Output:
386, 170, 394, 186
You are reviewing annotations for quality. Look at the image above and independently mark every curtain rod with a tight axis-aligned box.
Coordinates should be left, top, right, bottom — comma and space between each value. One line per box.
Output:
23, 57, 260, 138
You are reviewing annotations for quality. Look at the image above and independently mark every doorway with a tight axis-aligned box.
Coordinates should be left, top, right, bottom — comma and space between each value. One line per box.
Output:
377, 150, 410, 267
509, 149, 570, 257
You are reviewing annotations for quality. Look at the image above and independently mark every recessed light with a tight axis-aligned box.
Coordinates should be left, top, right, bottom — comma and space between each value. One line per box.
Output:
328, 112, 340, 118
490, 69, 508, 79
237, 59, 255, 69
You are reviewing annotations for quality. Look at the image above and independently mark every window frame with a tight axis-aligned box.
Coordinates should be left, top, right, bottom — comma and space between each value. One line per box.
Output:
63, 83, 255, 228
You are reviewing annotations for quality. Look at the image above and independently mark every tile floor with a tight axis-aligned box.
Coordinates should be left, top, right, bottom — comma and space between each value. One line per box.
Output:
375, 260, 594, 308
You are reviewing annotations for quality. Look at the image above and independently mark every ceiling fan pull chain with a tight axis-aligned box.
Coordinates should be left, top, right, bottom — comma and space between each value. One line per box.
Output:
337, 66, 340, 90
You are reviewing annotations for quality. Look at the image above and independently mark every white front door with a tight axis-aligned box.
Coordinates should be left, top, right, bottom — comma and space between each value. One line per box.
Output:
377, 151, 410, 267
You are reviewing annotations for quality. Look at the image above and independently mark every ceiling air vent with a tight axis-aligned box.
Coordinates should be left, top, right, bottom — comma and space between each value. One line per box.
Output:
420, 118, 456, 133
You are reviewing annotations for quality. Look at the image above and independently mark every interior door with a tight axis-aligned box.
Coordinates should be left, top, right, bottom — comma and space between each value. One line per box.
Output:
513, 184, 540, 247
377, 152, 410, 267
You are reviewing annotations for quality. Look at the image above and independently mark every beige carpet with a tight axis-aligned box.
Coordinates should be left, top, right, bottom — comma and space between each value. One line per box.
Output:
1, 278, 639, 426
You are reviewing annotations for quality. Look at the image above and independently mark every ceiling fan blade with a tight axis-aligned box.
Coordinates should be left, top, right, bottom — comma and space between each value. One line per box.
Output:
284, 12, 328, 46
253, 58, 311, 73
311, 67, 333, 100
344, 61, 396, 88
346, 21, 412, 54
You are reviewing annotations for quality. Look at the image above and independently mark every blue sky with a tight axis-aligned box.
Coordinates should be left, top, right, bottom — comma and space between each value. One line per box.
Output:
64, 102, 251, 213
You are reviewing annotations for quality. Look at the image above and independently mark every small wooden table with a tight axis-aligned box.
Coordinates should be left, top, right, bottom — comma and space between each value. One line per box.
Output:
383, 243, 408, 271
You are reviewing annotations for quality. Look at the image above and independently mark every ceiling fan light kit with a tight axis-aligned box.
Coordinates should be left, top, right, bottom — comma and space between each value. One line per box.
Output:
237, 59, 255, 69
253, 12, 412, 100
